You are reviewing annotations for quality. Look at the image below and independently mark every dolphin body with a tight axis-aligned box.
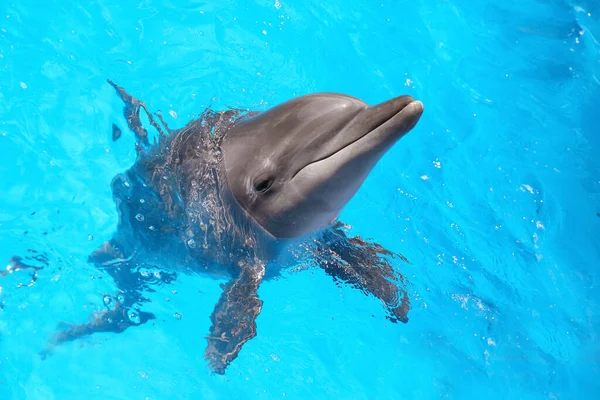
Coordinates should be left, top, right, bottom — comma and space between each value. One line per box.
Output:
41, 80, 424, 374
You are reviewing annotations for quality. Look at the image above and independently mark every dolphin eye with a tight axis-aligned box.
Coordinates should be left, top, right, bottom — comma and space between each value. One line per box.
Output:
254, 178, 274, 193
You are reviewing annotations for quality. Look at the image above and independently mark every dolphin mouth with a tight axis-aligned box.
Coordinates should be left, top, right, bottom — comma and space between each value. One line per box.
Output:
292, 96, 424, 180
345, 96, 423, 150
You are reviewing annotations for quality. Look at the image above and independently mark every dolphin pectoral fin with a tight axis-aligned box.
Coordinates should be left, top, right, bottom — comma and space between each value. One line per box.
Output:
315, 224, 411, 323
2, 252, 46, 281
205, 261, 266, 374
88, 239, 130, 265
40, 295, 156, 359
41, 244, 174, 358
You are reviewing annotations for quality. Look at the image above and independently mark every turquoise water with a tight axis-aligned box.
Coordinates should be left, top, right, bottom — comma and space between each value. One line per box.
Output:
1, 0, 599, 398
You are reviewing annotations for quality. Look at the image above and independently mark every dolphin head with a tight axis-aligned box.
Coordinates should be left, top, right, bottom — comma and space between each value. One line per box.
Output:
221, 93, 424, 239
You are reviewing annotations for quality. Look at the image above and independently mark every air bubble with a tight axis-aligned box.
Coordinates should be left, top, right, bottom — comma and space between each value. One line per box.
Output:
103, 295, 114, 308
117, 294, 125, 303
140, 199, 145, 203
128, 309, 141, 324
174, 312, 182, 320
135, 214, 145, 221
187, 238, 197, 248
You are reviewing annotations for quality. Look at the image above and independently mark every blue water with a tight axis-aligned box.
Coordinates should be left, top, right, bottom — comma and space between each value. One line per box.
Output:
1, 0, 599, 398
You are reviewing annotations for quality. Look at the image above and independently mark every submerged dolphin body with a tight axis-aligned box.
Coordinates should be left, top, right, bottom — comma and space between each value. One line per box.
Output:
39, 80, 424, 373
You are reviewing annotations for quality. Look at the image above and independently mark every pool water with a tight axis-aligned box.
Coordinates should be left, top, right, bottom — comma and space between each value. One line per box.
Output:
1, 0, 599, 398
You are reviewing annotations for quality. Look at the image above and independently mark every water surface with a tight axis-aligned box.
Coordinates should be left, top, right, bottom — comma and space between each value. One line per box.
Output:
0, 0, 598, 398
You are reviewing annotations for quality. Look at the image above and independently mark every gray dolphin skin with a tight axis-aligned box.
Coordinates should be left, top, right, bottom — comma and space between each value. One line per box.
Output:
32, 80, 423, 374
222, 93, 423, 239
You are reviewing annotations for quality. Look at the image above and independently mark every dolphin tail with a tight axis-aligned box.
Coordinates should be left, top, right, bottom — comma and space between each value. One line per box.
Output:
204, 259, 266, 374
315, 223, 411, 323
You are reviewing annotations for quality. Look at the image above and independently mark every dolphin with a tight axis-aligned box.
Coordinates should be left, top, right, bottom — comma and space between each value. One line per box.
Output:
34, 80, 424, 374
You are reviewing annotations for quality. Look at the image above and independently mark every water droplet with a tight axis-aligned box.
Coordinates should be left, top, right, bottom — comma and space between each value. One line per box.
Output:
117, 294, 125, 303
169, 110, 178, 119
174, 312, 182, 320
536, 221, 545, 230
187, 238, 196, 248
123, 181, 130, 187
171, 289, 177, 294
103, 295, 114, 308
128, 309, 141, 324
88, 234, 94, 240
135, 214, 145, 221
148, 225, 155, 231
20, 82, 27, 89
